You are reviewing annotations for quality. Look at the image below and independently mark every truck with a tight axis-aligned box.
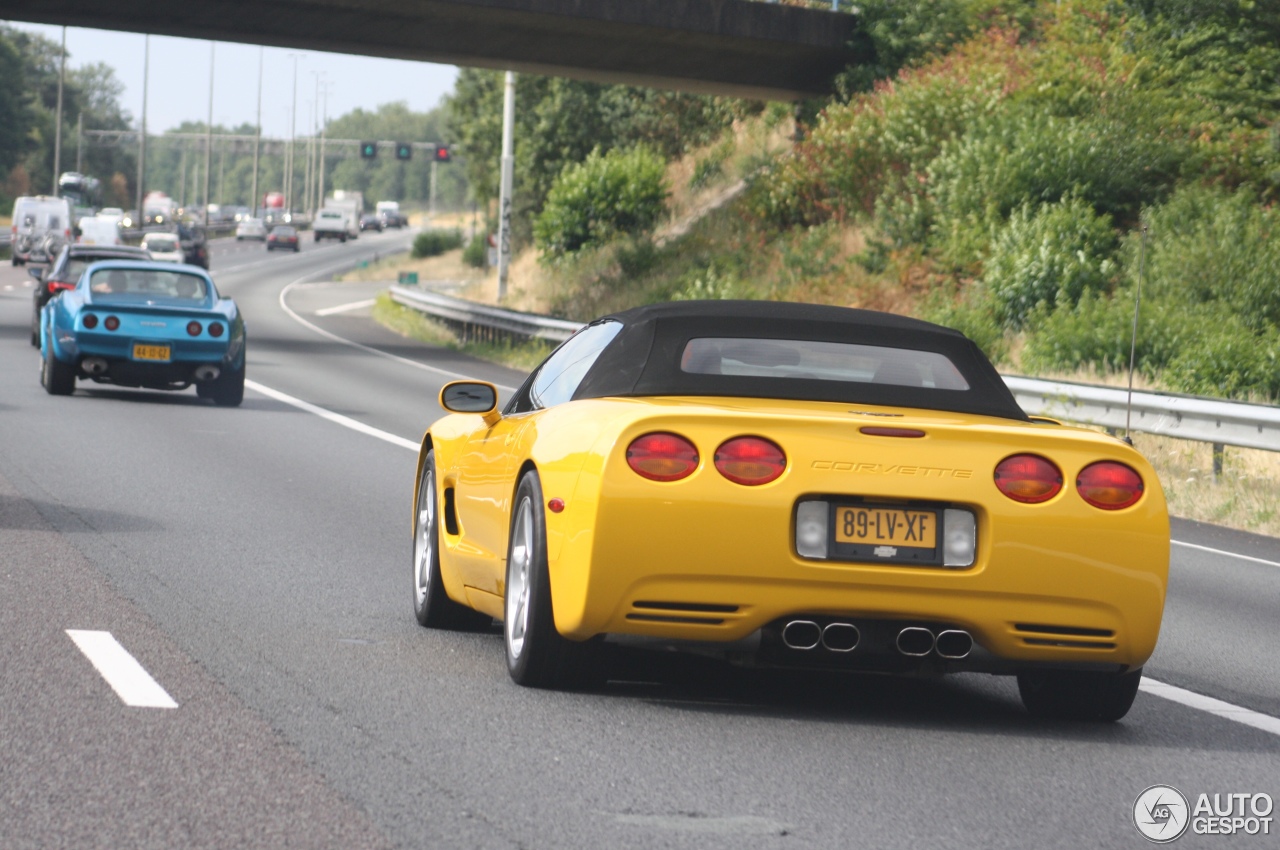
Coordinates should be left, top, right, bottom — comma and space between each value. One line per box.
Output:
312, 207, 352, 242
320, 191, 362, 240
375, 200, 404, 228
10, 195, 75, 266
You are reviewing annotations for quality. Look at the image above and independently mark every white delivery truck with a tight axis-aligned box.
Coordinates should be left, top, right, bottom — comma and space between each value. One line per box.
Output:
76, 215, 122, 246
312, 207, 352, 242
323, 192, 362, 240
10, 195, 74, 266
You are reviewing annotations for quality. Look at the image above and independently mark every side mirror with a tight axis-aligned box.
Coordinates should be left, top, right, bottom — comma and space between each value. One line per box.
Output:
28, 267, 44, 282
440, 381, 500, 426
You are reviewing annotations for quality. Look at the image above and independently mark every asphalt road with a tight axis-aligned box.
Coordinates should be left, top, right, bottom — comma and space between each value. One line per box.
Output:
1, 233, 1277, 849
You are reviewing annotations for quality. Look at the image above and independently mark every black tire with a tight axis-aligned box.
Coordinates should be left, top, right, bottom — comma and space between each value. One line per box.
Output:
206, 363, 245, 407
41, 342, 76, 396
339, 234, 347, 243
412, 451, 493, 630
13, 256, 24, 267
1017, 667, 1143, 722
504, 471, 600, 688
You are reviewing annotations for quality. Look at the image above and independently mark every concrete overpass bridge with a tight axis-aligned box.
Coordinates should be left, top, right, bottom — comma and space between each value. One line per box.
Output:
1, 0, 866, 101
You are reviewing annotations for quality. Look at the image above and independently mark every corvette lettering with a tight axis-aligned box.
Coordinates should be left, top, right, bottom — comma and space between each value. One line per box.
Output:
811, 460, 972, 479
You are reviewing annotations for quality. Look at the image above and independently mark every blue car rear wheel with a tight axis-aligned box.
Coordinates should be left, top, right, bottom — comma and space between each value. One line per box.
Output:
41, 343, 76, 396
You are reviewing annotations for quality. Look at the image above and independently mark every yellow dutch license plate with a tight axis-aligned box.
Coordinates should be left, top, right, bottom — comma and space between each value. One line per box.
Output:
132, 343, 171, 361
835, 506, 936, 548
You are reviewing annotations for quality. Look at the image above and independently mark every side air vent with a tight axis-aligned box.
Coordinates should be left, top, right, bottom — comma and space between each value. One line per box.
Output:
625, 600, 739, 626
1014, 623, 1114, 638
632, 601, 740, 614
626, 614, 726, 626
1021, 637, 1117, 650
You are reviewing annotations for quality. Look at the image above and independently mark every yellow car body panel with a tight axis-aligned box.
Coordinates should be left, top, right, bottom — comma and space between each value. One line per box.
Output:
421, 394, 1169, 672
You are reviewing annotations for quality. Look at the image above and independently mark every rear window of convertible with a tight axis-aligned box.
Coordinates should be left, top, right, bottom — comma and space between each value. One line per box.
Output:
680, 337, 970, 391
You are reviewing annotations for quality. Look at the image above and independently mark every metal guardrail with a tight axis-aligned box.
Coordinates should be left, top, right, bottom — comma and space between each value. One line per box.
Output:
388, 283, 1280, 455
1005, 377, 1280, 452
390, 284, 583, 344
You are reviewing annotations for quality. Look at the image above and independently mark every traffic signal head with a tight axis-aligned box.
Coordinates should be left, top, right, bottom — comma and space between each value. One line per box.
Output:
396, 143, 412, 161
360, 141, 377, 159
434, 145, 451, 163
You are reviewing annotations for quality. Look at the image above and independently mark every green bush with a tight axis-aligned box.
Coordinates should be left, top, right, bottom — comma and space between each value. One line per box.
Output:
1132, 184, 1280, 333
462, 234, 488, 268
918, 284, 1009, 364
1019, 292, 1264, 391
411, 229, 463, 258
928, 104, 1185, 267
1164, 324, 1280, 401
534, 146, 668, 258
982, 196, 1118, 329
748, 27, 1029, 229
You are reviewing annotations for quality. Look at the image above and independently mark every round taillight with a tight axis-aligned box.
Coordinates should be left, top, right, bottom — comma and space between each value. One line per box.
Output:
626, 432, 699, 482
994, 454, 1063, 503
104, 316, 120, 331
187, 321, 202, 336
208, 322, 224, 337
714, 436, 786, 485
82, 314, 98, 329
1077, 461, 1144, 510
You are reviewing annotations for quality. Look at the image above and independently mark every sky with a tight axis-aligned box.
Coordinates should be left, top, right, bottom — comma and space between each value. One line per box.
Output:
5, 22, 460, 140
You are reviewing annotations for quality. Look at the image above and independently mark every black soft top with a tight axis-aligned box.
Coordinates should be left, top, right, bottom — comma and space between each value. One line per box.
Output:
570, 300, 1028, 421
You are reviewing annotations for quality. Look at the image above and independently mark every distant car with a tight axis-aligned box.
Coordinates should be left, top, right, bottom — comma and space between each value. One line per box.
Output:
38, 260, 246, 406
232, 206, 252, 222
140, 232, 185, 263
359, 213, 383, 232
415, 301, 1170, 721
236, 218, 267, 241
97, 208, 126, 226
177, 223, 209, 269
267, 225, 300, 252
29, 243, 152, 345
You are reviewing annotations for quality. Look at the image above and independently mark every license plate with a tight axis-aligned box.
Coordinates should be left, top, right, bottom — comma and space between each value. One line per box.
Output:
132, 343, 171, 361
835, 506, 936, 548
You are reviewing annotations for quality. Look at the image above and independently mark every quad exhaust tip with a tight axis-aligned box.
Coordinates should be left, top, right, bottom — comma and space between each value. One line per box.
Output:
821, 622, 860, 652
895, 627, 936, 657
934, 629, 974, 660
781, 620, 821, 651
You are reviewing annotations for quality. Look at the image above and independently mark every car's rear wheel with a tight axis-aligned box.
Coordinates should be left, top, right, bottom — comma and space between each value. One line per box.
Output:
1017, 667, 1143, 722
413, 452, 492, 630
206, 362, 245, 407
505, 471, 600, 688
41, 342, 76, 395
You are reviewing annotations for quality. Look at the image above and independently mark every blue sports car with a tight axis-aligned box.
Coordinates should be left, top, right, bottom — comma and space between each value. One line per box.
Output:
39, 260, 246, 406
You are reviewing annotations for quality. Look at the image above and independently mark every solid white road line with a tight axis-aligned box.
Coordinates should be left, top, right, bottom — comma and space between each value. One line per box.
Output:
315, 298, 377, 316
245, 379, 420, 452
1141, 678, 1280, 737
66, 630, 178, 709
276, 269, 520, 393
1171, 539, 1280, 569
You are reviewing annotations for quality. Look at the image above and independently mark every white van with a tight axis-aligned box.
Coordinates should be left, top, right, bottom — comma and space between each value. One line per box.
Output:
11, 195, 74, 266
77, 216, 122, 247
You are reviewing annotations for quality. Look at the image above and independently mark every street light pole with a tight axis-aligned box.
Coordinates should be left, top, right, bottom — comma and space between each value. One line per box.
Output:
203, 43, 215, 223
52, 26, 66, 194
287, 53, 305, 212
250, 46, 263, 217
317, 81, 330, 208
135, 34, 148, 224
496, 71, 516, 301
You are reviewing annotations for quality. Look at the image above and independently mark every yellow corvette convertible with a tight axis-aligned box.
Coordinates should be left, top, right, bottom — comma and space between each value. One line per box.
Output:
413, 301, 1169, 721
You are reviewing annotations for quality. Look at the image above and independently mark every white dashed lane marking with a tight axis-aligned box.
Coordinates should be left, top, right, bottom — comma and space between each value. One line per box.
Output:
67, 630, 178, 709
